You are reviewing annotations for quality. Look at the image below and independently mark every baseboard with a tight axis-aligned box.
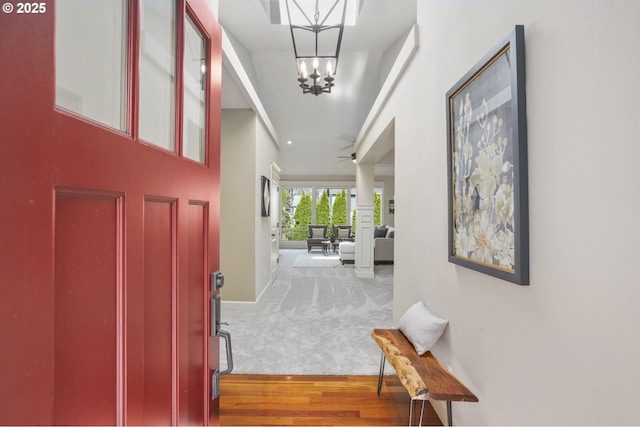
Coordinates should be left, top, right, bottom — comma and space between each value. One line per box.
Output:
221, 277, 274, 306
220, 299, 257, 306
355, 268, 375, 279
255, 277, 273, 303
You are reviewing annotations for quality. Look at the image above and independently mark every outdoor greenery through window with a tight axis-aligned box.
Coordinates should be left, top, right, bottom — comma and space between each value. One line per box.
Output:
281, 187, 311, 241
281, 185, 383, 242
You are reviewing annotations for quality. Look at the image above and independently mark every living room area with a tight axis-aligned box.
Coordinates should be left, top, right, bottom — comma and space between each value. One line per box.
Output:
281, 182, 395, 266
220, 178, 397, 375
221, 190, 397, 389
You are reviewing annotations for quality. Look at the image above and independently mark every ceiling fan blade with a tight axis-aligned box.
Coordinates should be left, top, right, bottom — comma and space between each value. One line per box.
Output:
337, 152, 356, 162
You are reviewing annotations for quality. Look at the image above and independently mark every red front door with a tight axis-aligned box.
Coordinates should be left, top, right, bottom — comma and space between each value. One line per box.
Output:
0, 1, 221, 425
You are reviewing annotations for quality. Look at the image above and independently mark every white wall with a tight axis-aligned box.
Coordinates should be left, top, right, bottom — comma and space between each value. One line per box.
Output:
362, 0, 640, 424
224, 31, 260, 94
379, 30, 411, 88
255, 116, 280, 299
206, 0, 218, 16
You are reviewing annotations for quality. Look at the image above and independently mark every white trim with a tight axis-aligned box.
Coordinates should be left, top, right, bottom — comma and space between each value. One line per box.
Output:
271, 161, 282, 178
221, 275, 274, 305
355, 204, 375, 278
257, 276, 273, 302
221, 27, 281, 148
355, 270, 375, 279
221, 299, 257, 306
270, 163, 281, 284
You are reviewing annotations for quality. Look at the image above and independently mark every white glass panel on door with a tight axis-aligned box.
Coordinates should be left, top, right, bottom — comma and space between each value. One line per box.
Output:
139, 0, 177, 151
182, 16, 206, 163
55, 0, 127, 131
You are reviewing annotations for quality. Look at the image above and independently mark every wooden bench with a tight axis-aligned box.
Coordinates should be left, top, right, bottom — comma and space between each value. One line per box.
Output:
372, 328, 478, 426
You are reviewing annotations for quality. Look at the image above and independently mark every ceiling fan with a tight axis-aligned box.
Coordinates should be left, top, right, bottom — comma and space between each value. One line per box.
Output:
338, 152, 356, 163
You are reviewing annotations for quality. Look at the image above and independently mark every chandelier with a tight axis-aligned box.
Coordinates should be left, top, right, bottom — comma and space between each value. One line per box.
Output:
284, 0, 347, 96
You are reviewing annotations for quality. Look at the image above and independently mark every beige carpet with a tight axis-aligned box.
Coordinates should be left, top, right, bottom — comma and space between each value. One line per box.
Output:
292, 251, 345, 268
220, 249, 393, 375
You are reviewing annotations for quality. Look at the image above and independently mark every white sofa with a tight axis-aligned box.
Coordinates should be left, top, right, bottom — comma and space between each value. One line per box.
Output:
374, 226, 394, 264
338, 241, 356, 264
339, 227, 395, 265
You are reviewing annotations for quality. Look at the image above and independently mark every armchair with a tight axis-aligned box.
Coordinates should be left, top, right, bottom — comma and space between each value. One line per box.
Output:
331, 225, 353, 243
307, 225, 328, 252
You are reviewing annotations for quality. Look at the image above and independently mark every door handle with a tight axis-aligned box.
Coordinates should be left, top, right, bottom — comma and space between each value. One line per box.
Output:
217, 329, 233, 376
209, 295, 232, 371
209, 270, 233, 399
212, 328, 233, 399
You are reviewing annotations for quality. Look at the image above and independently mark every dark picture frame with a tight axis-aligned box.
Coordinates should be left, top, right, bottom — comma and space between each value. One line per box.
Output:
446, 25, 529, 285
261, 175, 271, 217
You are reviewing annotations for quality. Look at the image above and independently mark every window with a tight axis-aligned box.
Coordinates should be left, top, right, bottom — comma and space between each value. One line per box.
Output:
350, 187, 383, 227
316, 187, 348, 228
55, 2, 210, 164
374, 187, 383, 225
281, 187, 311, 241
139, 0, 177, 151
281, 183, 382, 243
182, 15, 207, 163
55, 0, 128, 131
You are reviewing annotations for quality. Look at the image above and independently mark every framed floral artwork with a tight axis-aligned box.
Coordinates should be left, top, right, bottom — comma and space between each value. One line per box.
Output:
446, 25, 529, 285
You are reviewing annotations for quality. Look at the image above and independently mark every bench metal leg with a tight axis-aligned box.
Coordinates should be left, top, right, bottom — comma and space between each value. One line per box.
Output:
410, 399, 452, 426
408, 399, 426, 427
409, 399, 413, 426
377, 352, 386, 395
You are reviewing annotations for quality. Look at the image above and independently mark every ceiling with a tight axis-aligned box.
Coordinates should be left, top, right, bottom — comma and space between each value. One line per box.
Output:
218, 0, 416, 177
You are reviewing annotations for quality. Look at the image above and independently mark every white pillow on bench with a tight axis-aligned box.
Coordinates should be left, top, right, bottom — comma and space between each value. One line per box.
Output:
398, 301, 448, 355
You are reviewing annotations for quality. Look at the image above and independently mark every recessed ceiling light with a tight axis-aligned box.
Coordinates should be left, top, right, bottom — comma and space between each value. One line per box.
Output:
287, 140, 293, 145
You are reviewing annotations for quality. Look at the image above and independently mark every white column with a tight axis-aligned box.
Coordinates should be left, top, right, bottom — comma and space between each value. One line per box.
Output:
355, 205, 375, 278
355, 163, 375, 278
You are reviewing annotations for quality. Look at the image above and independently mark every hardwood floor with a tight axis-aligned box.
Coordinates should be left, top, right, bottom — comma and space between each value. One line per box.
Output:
218, 374, 442, 426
